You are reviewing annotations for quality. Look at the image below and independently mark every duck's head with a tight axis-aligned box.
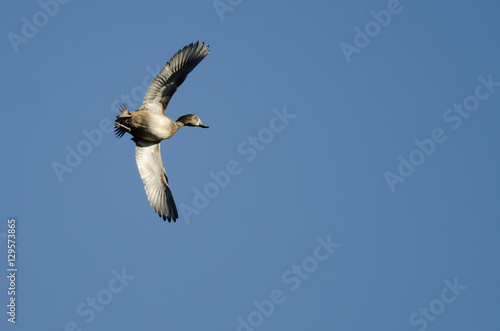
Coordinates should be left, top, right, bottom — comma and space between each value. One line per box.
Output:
176, 114, 209, 128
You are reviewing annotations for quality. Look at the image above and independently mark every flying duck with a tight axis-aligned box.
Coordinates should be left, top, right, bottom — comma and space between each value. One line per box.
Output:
115, 41, 210, 222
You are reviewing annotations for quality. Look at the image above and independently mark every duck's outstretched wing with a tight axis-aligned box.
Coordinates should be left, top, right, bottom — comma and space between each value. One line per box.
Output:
139, 41, 210, 114
133, 138, 178, 222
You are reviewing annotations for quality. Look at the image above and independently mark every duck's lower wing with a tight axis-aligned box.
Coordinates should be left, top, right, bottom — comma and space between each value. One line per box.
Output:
134, 138, 178, 222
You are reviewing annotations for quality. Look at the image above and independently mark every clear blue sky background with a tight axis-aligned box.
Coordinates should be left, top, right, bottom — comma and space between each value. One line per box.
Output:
1, 1, 499, 330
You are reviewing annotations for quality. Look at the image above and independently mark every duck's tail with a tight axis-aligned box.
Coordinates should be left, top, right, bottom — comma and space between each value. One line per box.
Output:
117, 104, 132, 118
114, 104, 132, 138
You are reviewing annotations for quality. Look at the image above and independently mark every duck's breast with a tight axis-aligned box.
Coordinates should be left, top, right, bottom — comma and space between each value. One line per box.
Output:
129, 112, 177, 142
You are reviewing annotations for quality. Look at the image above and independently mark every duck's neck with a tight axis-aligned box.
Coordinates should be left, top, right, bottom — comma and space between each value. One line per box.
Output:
174, 120, 185, 129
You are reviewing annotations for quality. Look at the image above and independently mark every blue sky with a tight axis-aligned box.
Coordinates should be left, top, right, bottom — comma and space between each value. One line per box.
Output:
1, 0, 500, 330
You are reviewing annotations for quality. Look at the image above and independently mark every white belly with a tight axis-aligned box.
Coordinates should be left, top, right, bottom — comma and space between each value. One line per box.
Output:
129, 112, 177, 142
